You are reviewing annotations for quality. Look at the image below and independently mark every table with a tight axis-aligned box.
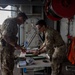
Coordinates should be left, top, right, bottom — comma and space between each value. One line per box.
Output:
17, 52, 51, 75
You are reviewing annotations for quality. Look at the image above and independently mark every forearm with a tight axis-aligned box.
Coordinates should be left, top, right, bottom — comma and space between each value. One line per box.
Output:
3, 36, 25, 51
39, 42, 46, 50
3, 35, 17, 46
12, 43, 26, 52
38, 47, 46, 54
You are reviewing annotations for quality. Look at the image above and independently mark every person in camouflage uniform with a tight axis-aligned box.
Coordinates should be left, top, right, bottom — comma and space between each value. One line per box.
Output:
1, 12, 27, 75
32, 20, 67, 75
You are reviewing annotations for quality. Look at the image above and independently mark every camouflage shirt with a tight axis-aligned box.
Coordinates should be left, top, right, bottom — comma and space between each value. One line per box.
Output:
42, 27, 65, 56
1, 18, 18, 48
1, 18, 18, 70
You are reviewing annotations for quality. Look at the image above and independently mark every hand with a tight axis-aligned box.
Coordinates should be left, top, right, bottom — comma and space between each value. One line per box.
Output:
32, 50, 40, 55
15, 45, 26, 53
21, 48, 26, 53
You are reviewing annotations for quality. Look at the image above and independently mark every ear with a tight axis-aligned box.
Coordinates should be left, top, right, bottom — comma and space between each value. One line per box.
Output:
18, 17, 24, 24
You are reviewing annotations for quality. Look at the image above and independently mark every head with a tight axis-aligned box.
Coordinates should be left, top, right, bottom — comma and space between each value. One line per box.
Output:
36, 20, 47, 32
17, 12, 28, 25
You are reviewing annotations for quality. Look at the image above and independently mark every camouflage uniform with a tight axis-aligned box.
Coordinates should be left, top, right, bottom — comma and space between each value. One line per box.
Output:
1, 18, 18, 75
42, 27, 66, 75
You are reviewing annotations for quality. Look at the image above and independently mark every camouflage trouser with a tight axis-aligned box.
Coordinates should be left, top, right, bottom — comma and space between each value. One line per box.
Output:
51, 57, 63, 75
51, 45, 66, 75
1, 47, 14, 75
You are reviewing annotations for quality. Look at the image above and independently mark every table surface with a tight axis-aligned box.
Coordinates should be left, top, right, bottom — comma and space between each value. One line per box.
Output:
17, 59, 50, 69
17, 52, 51, 69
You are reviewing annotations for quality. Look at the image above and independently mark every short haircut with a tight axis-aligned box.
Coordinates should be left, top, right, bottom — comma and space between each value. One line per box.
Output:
17, 12, 28, 21
36, 20, 47, 27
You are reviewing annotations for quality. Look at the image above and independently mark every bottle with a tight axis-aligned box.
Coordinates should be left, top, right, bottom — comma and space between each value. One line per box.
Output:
24, 41, 28, 49
23, 68, 27, 73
